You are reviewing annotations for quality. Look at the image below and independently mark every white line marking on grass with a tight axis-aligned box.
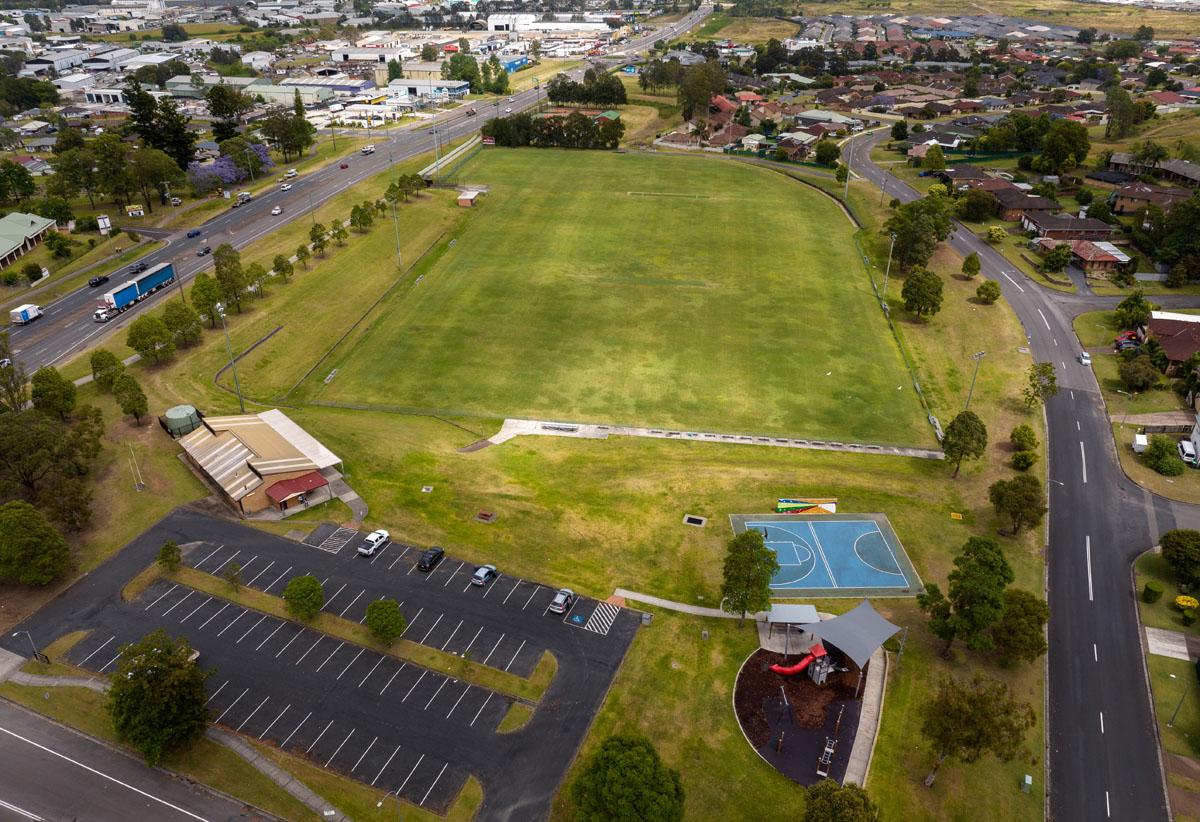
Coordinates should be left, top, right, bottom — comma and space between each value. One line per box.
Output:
420, 763, 449, 806
504, 639, 526, 672
482, 634, 505, 666
380, 664, 406, 696
441, 620, 462, 650
0, 724, 208, 822
419, 614, 443, 643
274, 628, 303, 658
1086, 536, 1094, 602
205, 680, 228, 705
359, 656, 385, 688
446, 685, 470, 719
306, 720, 334, 754
259, 705, 290, 740
161, 591, 193, 617
238, 697, 270, 731
402, 671, 427, 702
461, 626, 483, 657
295, 635, 323, 666
373, 744, 403, 785
181, 597, 212, 623
246, 561, 274, 587
262, 566, 291, 594
215, 688, 249, 723
281, 712, 311, 748
237, 615, 268, 644
194, 544, 222, 570
144, 584, 177, 611
216, 611, 246, 637
398, 754, 425, 794
255, 622, 284, 651
78, 636, 114, 667
352, 737, 377, 773
315, 642, 345, 673
338, 648, 366, 680
423, 678, 448, 710
326, 729, 355, 766
338, 590, 364, 618
198, 603, 230, 630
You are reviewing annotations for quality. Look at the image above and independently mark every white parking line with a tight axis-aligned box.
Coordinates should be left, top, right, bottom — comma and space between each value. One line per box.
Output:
205, 680, 229, 705
194, 544, 223, 570
406, 562, 418, 576
423, 678, 448, 710
482, 576, 500, 599
323, 583, 349, 609
215, 688, 249, 723
198, 603, 231, 630
403, 607, 424, 634
461, 626, 483, 656
295, 636, 324, 666
326, 729, 355, 766
369, 542, 390, 564
482, 634, 505, 666
143, 584, 177, 611
161, 591, 193, 617
216, 611, 246, 637
380, 664, 407, 696
281, 711, 312, 748
306, 720, 334, 754
259, 704, 290, 740
338, 648, 366, 680
397, 754, 425, 793
443, 562, 463, 588
504, 639, 526, 672
338, 590, 365, 618
419, 614, 443, 643
99, 653, 121, 673
440, 621, 462, 650
262, 566, 292, 594
237, 615, 268, 643
503, 580, 522, 604
420, 762, 449, 807
0, 796, 42, 820
255, 622, 285, 651
373, 744, 403, 786
445, 684, 470, 719
522, 587, 541, 611
78, 636, 114, 667
315, 642, 345, 673
402, 671, 427, 702
237, 696, 270, 731
246, 560, 275, 588
358, 656, 385, 688
352, 736, 378, 773
180, 596, 212, 623
209, 550, 242, 577
274, 628, 303, 658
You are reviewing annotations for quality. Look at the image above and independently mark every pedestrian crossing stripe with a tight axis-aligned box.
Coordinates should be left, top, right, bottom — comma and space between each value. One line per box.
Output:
583, 602, 620, 636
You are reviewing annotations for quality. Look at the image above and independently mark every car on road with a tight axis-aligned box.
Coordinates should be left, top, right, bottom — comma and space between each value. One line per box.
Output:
548, 588, 575, 614
507, 97, 514, 102
271, 206, 283, 215
197, 245, 211, 256
361, 144, 376, 155
471, 565, 497, 586
87, 275, 109, 288
1181, 440, 1199, 466
417, 546, 445, 571
280, 183, 292, 192
1078, 352, 1092, 366
187, 229, 202, 238
357, 529, 390, 557
128, 261, 148, 275
339, 162, 349, 169
170, 197, 182, 206
504, 107, 512, 113
466, 108, 477, 116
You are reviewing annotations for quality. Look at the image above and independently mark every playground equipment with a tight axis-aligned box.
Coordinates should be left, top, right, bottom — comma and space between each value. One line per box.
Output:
816, 705, 846, 777
775, 498, 838, 514
770, 644, 827, 676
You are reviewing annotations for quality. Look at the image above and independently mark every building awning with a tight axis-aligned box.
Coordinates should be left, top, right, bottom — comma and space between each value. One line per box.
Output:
799, 600, 901, 669
266, 471, 329, 504
766, 604, 819, 625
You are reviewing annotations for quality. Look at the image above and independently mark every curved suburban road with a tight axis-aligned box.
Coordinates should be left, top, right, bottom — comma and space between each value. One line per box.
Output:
845, 128, 1200, 821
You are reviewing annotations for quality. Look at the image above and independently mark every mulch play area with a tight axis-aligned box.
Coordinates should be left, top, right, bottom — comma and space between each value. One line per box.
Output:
734, 648, 864, 786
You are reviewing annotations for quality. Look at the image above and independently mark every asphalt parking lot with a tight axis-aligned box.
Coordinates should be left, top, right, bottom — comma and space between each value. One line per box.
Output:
4, 509, 640, 820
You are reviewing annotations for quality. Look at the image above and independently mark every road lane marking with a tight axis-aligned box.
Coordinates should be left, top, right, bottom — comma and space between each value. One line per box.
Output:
446, 684, 471, 719
161, 591, 193, 617
1093, 643, 1098, 662
0, 724, 208, 821
482, 634, 505, 666
255, 622, 284, 651
315, 642, 345, 673
323, 582, 348, 609
1037, 308, 1050, 330
205, 681, 228, 705
461, 626, 483, 657
440, 620, 462, 650
209, 550, 241, 577
338, 590, 364, 618
402, 608, 424, 635
236, 615, 268, 643
216, 611, 246, 637
423, 678, 448, 710
1001, 271, 1025, 292
504, 639, 527, 672
295, 635, 323, 666
379, 664, 407, 696
359, 656, 385, 688
274, 628, 302, 658
246, 561, 274, 587
262, 566, 292, 594
1106, 791, 1111, 817
397, 754, 425, 793
1080, 442, 1087, 484
197, 603, 230, 630
78, 636, 114, 667
443, 562, 463, 587
1099, 712, 1104, 734
337, 648, 366, 680
522, 586, 541, 610
419, 614, 443, 643
194, 544, 223, 570
1086, 536, 1094, 602
0, 797, 41, 820
503, 580, 522, 604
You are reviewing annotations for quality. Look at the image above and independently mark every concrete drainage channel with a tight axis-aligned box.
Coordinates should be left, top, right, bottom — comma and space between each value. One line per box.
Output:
483, 418, 944, 460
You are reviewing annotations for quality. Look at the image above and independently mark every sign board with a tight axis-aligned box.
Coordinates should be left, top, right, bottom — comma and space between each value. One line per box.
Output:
481, 136, 496, 146
126, 204, 145, 217
97, 214, 111, 236
950, 512, 963, 521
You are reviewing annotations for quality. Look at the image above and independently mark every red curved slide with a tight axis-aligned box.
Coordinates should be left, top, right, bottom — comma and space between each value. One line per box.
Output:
770, 644, 826, 675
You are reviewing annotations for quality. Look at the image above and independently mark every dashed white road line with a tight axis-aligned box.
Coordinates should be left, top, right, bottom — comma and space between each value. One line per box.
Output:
1099, 711, 1104, 734
1080, 442, 1088, 484
1037, 308, 1051, 330
1085, 536, 1094, 602
1001, 271, 1025, 292
1093, 643, 1098, 662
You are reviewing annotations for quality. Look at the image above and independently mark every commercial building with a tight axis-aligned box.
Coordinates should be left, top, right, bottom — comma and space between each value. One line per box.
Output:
387, 77, 470, 100
0, 212, 57, 270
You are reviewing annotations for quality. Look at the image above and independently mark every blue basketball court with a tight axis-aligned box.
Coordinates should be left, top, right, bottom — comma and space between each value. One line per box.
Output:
730, 513, 921, 597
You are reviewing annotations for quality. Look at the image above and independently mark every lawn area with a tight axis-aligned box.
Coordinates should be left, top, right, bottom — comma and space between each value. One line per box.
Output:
695, 13, 799, 43
1148, 654, 1200, 758
305, 148, 931, 445
1135, 551, 1200, 635
508, 60, 583, 92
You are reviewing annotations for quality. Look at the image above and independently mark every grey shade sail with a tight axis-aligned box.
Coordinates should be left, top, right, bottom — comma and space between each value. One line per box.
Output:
799, 599, 900, 668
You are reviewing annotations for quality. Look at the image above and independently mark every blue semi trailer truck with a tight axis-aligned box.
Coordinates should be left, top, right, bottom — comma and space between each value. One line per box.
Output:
93, 262, 175, 323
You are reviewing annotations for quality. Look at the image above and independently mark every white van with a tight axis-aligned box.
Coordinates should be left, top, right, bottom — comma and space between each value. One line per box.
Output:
284, 168, 298, 179
1179, 439, 1198, 466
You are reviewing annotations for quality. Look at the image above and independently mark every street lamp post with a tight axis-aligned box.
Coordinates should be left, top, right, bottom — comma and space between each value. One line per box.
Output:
964, 351, 986, 412
881, 232, 897, 306
390, 199, 402, 271
12, 631, 36, 659
1116, 389, 1136, 427
244, 148, 256, 183
215, 303, 245, 413
1170, 680, 1191, 727
307, 188, 316, 226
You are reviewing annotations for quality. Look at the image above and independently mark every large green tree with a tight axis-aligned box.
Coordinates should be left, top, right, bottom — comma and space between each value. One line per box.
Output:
992, 588, 1049, 664
901, 268, 944, 318
365, 598, 407, 644
572, 734, 684, 822
917, 536, 1013, 654
885, 194, 953, 272
942, 410, 987, 477
125, 315, 175, 364
720, 530, 779, 621
1114, 289, 1156, 329
162, 300, 202, 348
920, 674, 1035, 786
113, 373, 148, 424
1022, 362, 1058, 407
803, 779, 878, 822
988, 475, 1047, 534
284, 574, 324, 619
107, 630, 210, 765
190, 273, 222, 328
89, 349, 124, 392
1162, 529, 1200, 588
0, 500, 70, 586
213, 243, 245, 313
30, 366, 76, 420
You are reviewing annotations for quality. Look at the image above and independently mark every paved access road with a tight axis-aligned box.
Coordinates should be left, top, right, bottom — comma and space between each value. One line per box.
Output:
843, 129, 1200, 821
0, 700, 258, 822
7, 7, 712, 374
2, 509, 640, 821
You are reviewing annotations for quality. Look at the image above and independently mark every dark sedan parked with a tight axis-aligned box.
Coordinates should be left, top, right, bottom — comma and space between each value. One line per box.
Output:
417, 547, 445, 571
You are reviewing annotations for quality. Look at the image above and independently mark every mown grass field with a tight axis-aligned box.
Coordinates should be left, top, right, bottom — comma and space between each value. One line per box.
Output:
695, 13, 800, 43
305, 149, 930, 445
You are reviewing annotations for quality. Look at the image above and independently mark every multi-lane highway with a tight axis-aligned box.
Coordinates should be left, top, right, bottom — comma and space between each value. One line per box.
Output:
844, 129, 1199, 821
9, 7, 711, 374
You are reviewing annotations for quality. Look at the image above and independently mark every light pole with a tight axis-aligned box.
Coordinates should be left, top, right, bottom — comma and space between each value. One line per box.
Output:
390, 199, 402, 271
243, 148, 256, 183
964, 351, 986, 412
1170, 680, 1190, 727
307, 188, 316, 226
12, 631, 36, 658
1116, 389, 1136, 427
881, 232, 896, 306
215, 302, 245, 413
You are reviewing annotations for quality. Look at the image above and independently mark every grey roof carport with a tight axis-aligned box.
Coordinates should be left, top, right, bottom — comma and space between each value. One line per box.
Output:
799, 600, 901, 668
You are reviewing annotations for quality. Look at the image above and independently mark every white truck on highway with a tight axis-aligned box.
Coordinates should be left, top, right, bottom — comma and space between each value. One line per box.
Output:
361, 144, 376, 155
9, 304, 41, 325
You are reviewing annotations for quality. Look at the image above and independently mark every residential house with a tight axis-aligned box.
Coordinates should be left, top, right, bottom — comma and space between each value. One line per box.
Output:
1033, 238, 1130, 274
1112, 182, 1192, 215
1145, 311, 1200, 369
1109, 152, 1200, 187
1021, 213, 1115, 241
994, 189, 1059, 221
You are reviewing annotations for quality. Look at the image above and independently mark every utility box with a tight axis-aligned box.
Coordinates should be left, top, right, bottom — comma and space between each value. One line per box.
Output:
1133, 433, 1149, 454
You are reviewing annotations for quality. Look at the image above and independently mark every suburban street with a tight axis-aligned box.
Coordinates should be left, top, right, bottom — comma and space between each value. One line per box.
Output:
844, 129, 1200, 821
0, 700, 257, 821
6, 7, 711, 374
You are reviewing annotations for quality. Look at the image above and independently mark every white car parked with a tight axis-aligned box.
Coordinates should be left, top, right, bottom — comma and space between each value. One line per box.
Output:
357, 529, 390, 556
1179, 440, 1198, 467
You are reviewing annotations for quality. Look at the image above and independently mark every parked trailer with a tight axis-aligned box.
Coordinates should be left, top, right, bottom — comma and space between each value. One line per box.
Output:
9, 304, 41, 325
93, 262, 175, 322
